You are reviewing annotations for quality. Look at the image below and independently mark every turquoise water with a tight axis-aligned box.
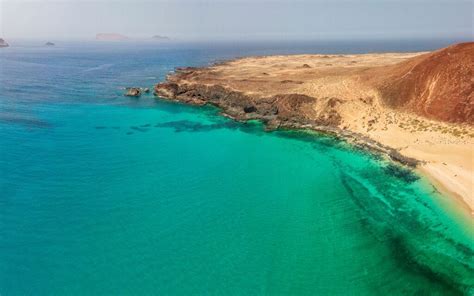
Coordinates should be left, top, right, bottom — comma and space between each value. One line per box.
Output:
1, 41, 473, 295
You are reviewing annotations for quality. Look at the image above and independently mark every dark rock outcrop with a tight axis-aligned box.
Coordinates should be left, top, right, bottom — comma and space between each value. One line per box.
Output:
154, 82, 179, 99
154, 81, 344, 129
243, 105, 257, 113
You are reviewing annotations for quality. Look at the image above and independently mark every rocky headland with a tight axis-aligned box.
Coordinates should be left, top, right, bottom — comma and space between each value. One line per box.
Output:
154, 42, 474, 214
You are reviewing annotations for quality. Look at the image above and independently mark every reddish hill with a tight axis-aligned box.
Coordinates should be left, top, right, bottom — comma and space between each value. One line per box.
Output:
370, 42, 473, 124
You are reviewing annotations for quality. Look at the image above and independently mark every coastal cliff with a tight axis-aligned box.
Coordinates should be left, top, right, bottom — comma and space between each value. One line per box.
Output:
155, 43, 474, 214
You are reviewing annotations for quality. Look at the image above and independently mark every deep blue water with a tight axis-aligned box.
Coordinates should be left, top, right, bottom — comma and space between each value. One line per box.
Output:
1, 39, 473, 295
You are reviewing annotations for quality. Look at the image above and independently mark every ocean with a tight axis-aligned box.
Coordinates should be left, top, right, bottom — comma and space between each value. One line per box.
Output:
1, 39, 473, 295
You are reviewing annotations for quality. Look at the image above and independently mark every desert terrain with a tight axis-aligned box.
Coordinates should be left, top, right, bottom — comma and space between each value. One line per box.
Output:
155, 43, 474, 215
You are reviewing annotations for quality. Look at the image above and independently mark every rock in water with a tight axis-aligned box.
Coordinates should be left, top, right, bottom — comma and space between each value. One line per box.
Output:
125, 88, 141, 97
0, 38, 9, 48
45, 42, 55, 46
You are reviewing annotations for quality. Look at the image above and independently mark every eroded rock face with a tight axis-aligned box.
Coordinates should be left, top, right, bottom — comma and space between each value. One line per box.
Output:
0, 38, 9, 48
153, 81, 344, 128
154, 82, 179, 99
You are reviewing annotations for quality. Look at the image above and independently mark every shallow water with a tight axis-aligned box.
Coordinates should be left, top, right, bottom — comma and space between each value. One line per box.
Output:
1, 40, 473, 295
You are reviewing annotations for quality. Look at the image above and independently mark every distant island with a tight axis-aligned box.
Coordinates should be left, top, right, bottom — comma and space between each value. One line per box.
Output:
155, 42, 474, 215
151, 35, 170, 41
96, 33, 129, 41
45, 42, 55, 46
0, 38, 9, 48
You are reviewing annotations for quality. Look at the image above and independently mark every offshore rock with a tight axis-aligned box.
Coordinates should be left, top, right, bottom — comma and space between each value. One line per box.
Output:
125, 87, 141, 97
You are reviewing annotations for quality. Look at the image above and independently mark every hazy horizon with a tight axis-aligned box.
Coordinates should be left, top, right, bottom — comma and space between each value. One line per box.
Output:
1, 0, 472, 41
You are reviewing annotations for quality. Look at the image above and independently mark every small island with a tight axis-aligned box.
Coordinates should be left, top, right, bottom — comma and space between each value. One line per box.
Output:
151, 35, 170, 41
0, 38, 9, 48
45, 42, 55, 46
96, 33, 129, 41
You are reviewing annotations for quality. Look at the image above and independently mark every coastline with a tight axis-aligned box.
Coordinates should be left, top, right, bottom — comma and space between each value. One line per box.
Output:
154, 51, 473, 217
158, 93, 474, 218
418, 165, 474, 217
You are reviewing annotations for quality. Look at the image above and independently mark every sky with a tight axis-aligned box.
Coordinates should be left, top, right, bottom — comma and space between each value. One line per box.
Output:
0, 0, 472, 40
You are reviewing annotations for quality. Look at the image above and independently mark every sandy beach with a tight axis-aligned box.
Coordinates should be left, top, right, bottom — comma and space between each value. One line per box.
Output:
155, 47, 474, 216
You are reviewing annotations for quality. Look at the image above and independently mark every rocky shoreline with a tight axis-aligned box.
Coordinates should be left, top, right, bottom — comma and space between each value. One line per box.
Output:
154, 67, 420, 168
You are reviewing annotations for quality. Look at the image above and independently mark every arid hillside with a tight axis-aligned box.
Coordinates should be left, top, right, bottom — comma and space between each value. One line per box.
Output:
369, 42, 473, 124
155, 43, 474, 213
